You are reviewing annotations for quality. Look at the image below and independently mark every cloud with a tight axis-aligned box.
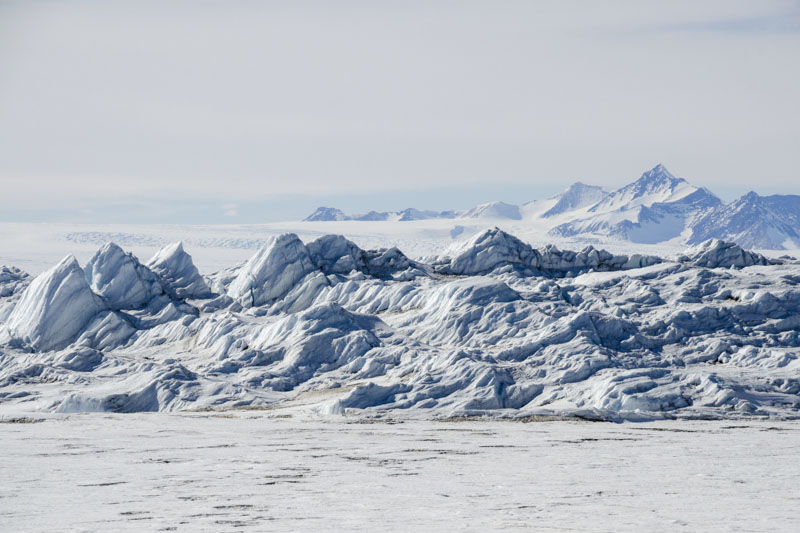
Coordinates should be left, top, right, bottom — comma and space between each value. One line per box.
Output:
222, 203, 238, 217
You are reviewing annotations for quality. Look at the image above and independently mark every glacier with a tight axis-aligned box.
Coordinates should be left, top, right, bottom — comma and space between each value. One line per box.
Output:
1, 229, 799, 420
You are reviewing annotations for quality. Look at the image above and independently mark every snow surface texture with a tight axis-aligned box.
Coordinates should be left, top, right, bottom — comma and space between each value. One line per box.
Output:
303, 164, 800, 250
3, 415, 798, 532
1, 229, 799, 420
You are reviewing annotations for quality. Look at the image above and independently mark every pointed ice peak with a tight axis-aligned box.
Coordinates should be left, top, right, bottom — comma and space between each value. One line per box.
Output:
58, 254, 82, 272
727, 191, 768, 215
635, 163, 682, 186
147, 241, 212, 299
6, 254, 106, 351
227, 233, 317, 307
562, 181, 593, 191
740, 191, 761, 201
85, 242, 163, 310
87, 242, 126, 265
147, 241, 186, 266
158, 241, 184, 256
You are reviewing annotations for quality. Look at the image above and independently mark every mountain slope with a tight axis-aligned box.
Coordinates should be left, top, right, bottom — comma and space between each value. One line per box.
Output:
688, 192, 800, 249
461, 201, 521, 220
304, 207, 348, 221
541, 182, 608, 218
298, 164, 798, 250
550, 164, 722, 242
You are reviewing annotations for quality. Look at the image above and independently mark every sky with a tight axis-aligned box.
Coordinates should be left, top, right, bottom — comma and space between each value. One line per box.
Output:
0, 0, 799, 224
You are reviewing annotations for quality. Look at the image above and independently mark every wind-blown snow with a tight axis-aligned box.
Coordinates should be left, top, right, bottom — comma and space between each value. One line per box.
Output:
1, 229, 799, 421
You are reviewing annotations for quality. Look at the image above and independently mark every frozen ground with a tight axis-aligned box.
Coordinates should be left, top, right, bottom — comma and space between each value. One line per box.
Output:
1, 413, 798, 532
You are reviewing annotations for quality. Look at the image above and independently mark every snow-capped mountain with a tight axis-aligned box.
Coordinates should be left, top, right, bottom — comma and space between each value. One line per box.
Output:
549, 164, 722, 242
302, 164, 800, 249
688, 192, 800, 249
461, 201, 521, 220
540, 182, 607, 218
304, 207, 348, 221
587, 164, 702, 213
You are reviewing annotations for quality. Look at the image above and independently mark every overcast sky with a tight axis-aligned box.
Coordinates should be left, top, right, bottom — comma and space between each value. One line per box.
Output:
1, 0, 798, 223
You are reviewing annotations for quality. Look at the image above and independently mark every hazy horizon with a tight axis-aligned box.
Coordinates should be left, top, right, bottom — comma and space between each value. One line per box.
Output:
1, 0, 798, 224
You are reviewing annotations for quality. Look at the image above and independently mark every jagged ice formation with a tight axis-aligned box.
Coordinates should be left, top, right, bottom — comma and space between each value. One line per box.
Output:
1, 229, 799, 421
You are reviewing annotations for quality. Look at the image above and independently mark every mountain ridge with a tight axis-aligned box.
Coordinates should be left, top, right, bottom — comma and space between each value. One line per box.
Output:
302, 164, 799, 249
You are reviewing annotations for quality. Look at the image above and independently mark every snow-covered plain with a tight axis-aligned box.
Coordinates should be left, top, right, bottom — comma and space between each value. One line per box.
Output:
2, 413, 799, 531
0, 216, 792, 278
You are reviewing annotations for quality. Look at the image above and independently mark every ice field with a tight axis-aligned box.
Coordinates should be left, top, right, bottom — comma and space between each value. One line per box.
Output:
2, 413, 798, 532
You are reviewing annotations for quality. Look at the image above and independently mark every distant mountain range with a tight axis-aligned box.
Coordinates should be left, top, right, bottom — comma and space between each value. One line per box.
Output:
305, 206, 461, 222
304, 164, 800, 249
